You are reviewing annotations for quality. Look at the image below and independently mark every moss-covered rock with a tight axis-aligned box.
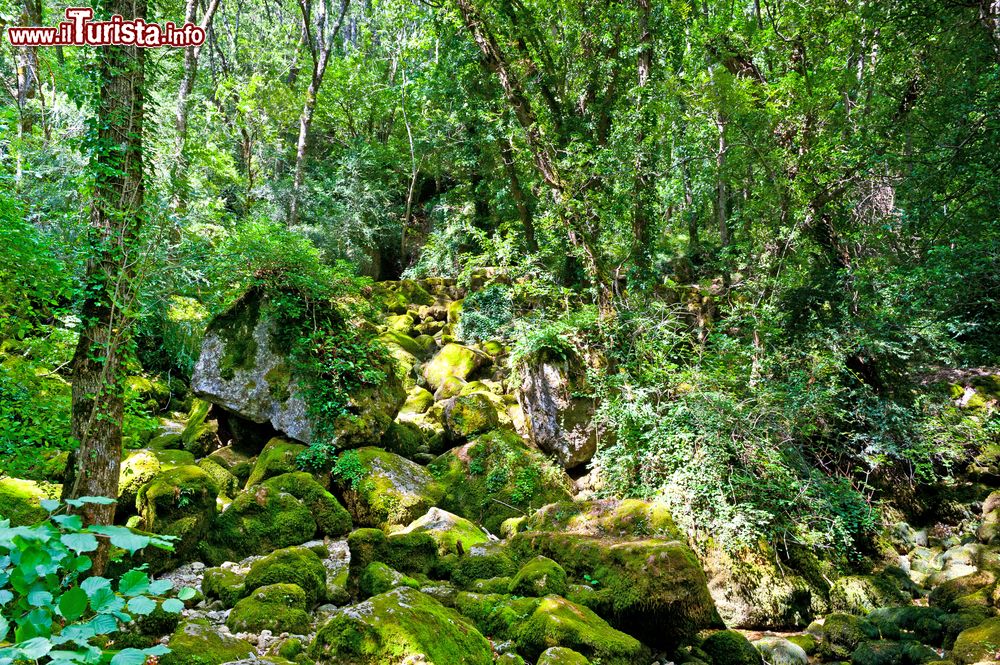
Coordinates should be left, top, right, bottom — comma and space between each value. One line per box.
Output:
263, 472, 352, 536
509, 557, 568, 597
399, 386, 434, 416
335, 447, 445, 529
951, 617, 1000, 664
786, 634, 817, 655
136, 465, 217, 535
507, 530, 722, 649
0, 477, 59, 526
930, 571, 997, 612
451, 545, 518, 588
517, 498, 682, 538
160, 619, 255, 665
202, 566, 246, 608
206, 482, 318, 562
198, 457, 239, 498
850, 640, 938, 665
180, 398, 219, 457
358, 561, 420, 597
422, 343, 487, 391
375, 279, 435, 314
830, 574, 912, 615
820, 613, 881, 660
245, 546, 328, 605
868, 606, 948, 647
429, 431, 573, 534
536, 646, 590, 665
119, 450, 164, 518
309, 586, 493, 664
227, 583, 312, 635
457, 592, 649, 665
384, 313, 416, 335
442, 393, 500, 441
389, 507, 489, 556
246, 437, 307, 487
346, 528, 440, 582
753, 637, 808, 665
703, 630, 764, 665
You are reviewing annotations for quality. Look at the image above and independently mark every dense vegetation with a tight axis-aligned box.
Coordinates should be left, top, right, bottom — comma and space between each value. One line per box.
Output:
1, 0, 998, 583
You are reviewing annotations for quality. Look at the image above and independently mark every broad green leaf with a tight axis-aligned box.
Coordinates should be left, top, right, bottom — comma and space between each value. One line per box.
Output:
148, 579, 173, 595
160, 598, 184, 614
126, 596, 156, 615
52, 514, 83, 530
17, 637, 51, 660
88, 526, 150, 554
58, 587, 89, 622
119, 570, 150, 596
81, 576, 111, 597
61, 533, 99, 553
0, 616, 7, 641
27, 589, 53, 607
110, 649, 149, 665
177, 587, 196, 601
89, 586, 123, 613
40, 500, 60, 513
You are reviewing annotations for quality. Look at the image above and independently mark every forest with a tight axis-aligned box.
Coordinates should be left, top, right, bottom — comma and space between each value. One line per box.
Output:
0, 0, 999, 663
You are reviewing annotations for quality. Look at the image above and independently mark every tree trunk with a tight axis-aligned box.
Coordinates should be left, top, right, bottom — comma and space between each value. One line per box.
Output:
630, 0, 654, 281
63, 0, 146, 576
170, 0, 222, 212
499, 137, 537, 253
289, 0, 350, 226
14, 0, 41, 184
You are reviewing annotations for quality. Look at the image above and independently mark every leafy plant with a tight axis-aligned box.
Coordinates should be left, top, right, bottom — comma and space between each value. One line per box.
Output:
0, 498, 196, 665
458, 285, 514, 342
327, 450, 368, 490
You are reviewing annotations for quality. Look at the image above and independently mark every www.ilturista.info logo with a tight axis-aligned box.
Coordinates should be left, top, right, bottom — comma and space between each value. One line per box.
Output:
6, 8, 204, 47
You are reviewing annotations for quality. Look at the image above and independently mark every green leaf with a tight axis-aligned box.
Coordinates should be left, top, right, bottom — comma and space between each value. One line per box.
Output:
40, 499, 60, 513
58, 587, 89, 622
0, 616, 7, 641
118, 570, 149, 597
160, 598, 184, 614
52, 514, 83, 530
28, 589, 53, 607
88, 526, 150, 554
61, 532, 99, 553
17, 637, 51, 660
177, 587, 196, 601
148, 579, 172, 595
126, 596, 156, 615
81, 576, 111, 597
89, 586, 123, 613
110, 649, 149, 665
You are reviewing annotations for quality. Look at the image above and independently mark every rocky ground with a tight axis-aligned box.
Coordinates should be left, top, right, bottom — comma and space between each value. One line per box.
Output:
3, 276, 1000, 665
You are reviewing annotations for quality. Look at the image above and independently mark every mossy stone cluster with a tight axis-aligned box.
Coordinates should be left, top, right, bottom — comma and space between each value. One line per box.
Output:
244, 546, 328, 605
334, 447, 444, 529
246, 437, 307, 487
829, 574, 912, 615
227, 583, 312, 635
509, 556, 568, 597
702, 630, 763, 665
160, 619, 255, 665
388, 506, 488, 556
358, 561, 421, 597
202, 566, 246, 608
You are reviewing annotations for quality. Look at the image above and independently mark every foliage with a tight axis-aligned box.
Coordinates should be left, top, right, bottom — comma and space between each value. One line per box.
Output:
458, 284, 514, 342
0, 498, 196, 665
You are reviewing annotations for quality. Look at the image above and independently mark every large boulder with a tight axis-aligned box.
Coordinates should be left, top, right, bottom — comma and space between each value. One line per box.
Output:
422, 343, 487, 391
516, 354, 601, 469
334, 447, 444, 529
0, 477, 58, 526
389, 507, 489, 556
192, 288, 404, 446
226, 583, 312, 635
309, 587, 494, 664
429, 431, 574, 534
135, 466, 218, 565
160, 619, 254, 665
952, 617, 1000, 664
244, 545, 328, 605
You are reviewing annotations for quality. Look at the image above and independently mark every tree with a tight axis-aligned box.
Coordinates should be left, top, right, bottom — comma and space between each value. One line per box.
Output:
289, 0, 351, 226
62, 0, 148, 575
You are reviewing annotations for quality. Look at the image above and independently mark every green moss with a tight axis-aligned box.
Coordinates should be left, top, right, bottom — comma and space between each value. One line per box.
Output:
753, 637, 808, 665
702, 630, 763, 665
243, 546, 327, 605
868, 607, 948, 647
830, 574, 911, 615
380, 330, 423, 357
390, 507, 489, 556
136, 465, 218, 531
447, 299, 463, 326
208, 487, 318, 563
507, 531, 722, 649
212, 291, 262, 381
422, 343, 484, 390
310, 586, 493, 664
134, 604, 181, 638
850, 640, 938, 665
452, 549, 518, 588
509, 556, 568, 597
399, 386, 434, 416
180, 398, 218, 456
227, 583, 312, 634
380, 421, 428, 459
429, 431, 573, 534
263, 472, 352, 536
786, 634, 817, 655
277, 637, 305, 661
930, 571, 996, 612
336, 447, 444, 529
519, 498, 682, 540
384, 531, 440, 575
443, 393, 500, 440
0, 477, 58, 526
198, 458, 239, 498
820, 614, 881, 660
536, 647, 589, 664
359, 562, 421, 597
202, 567, 246, 608
161, 619, 255, 665
246, 437, 307, 487
952, 617, 1000, 665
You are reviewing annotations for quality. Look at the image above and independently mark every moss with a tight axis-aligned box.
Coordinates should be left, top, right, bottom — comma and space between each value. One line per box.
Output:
207, 483, 318, 562
375, 280, 435, 314
786, 634, 817, 655
198, 457, 239, 498
447, 299, 463, 325
429, 431, 573, 534
380, 330, 423, 357
518, 498, 683, 540
452, 548, 518, 588
202, 567, 246, 608
309, 586, 493, 665
753, 637, 808, 665
244, 545, 327, 605
850, 641, 938, 665
469, 576, 513, 593
263, 472, 352, 536
246, 437, 307, 487
869, 607, 949, 646
160, 619, 255, 665
507, 531, 722, 649
227, 583, 312, 634
534, 646, 589, 664
136, 465, 218, 532
348, 528, 390, 575
399, 386, 434, 416
821, 614, 881, 660
509, 556, 568, 597
152, 449, 196, 469
380, 421, 428, 459
211, 291, 262, 381
335, 447, 445, 529
359, 562, 421, 597
830, 574, 911, 615
118, 450, 162, 518
443, 393, 500, 440
951, 617, 1000, 664
422, 343, 484, 391
180, 398, 218, 456
702, 631, 764, 665
384, 531, 440, 576
389, 507, 489, 556
930, 571, 997, 612
130, 604, 180, 639
0, 477, 58, 526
